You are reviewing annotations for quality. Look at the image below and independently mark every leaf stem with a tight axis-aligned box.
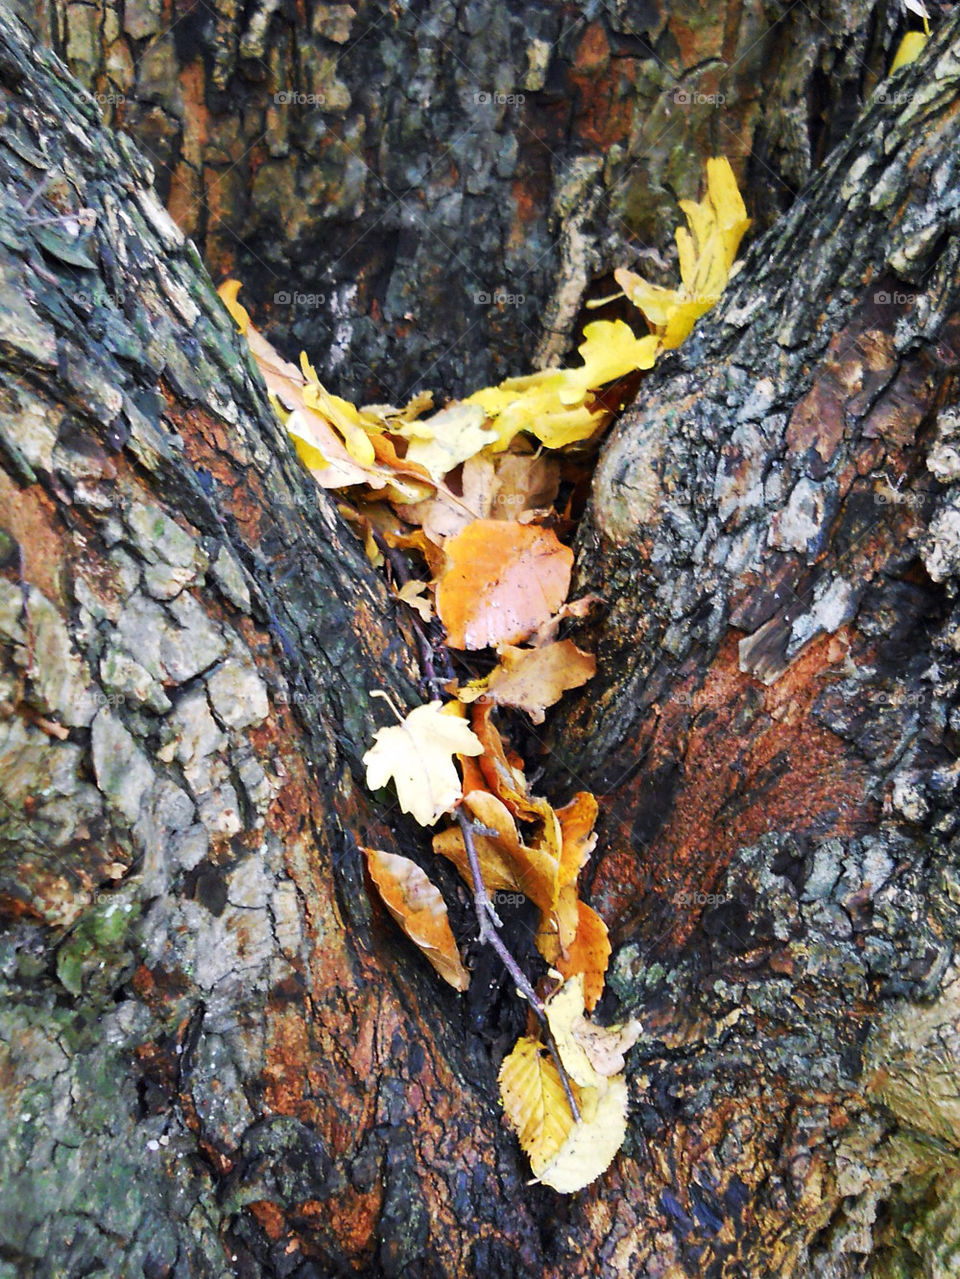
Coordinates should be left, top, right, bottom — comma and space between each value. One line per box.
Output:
456, 809, 581, 1123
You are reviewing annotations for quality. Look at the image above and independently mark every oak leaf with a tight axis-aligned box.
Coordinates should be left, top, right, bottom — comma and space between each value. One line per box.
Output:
436, 521, 573, 650
363, 847, 469, 991
362, 700, 483, 827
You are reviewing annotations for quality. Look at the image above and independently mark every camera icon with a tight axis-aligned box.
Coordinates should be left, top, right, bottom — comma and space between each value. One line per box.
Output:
274, 291, 291, 304
474, 291, 490, 304
674, 89, 691, 104
873, 291, 890, 304
274, 91, 291, 104
474, 91, 491, 104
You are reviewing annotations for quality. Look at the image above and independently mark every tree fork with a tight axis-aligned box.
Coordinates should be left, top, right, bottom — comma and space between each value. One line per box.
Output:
2, 7, 960, 1279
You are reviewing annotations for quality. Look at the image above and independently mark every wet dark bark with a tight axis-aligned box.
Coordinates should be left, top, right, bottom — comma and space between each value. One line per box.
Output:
22, 0, 909, 401
2, 5, 960, 1279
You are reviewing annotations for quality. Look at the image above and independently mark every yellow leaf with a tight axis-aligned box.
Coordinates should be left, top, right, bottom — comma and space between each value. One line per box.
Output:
531, 1074, 629, 1193
300, 366, 377, 467
363, 847, 470, 991
616, 156, 750, 351
890, 30, 928, 73
396, 579, 433, 623
362, 700, 483, 827
557, 320, 659, 405
545, 974, 641, 1087
217, 278, 250, 333
499, 1028, 633, 1194
498, 1037, 577, 1168
404, 403, 498, 481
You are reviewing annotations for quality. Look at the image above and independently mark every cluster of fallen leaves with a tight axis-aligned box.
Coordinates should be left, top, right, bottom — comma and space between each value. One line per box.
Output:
219, 157, 749, 1193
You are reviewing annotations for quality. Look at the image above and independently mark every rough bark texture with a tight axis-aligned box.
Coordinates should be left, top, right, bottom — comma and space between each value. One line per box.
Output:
18, 0, 908, 400
3, 4, 960, 1279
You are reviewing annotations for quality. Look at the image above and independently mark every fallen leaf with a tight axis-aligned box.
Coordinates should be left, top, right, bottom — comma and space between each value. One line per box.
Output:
498, 1037, 576, 1168
436, 520, 574, 649
545, 975, 641, 1085
499, 1029, 631, 1194
890, 29, 928, 71
218, 278, 250, 332
531, 1074, 629, 1193
363, 847, 470, 991
404, 402, 499, 481
556, 791, 598, 887
457, 641, 595, 723
396, 579, 433, 623
363, 700, 483, 827
615, 156, 750, 350
538, 899, 611, 1011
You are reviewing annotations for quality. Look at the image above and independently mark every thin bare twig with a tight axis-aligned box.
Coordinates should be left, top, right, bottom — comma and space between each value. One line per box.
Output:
457, 809, 581, 1123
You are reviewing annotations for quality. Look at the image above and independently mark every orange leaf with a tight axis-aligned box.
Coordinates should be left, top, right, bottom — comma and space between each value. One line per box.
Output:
436, 520, 573, 649
556, 791, 599, 887
546, 900, 611, 1012
363, 847, 470, 991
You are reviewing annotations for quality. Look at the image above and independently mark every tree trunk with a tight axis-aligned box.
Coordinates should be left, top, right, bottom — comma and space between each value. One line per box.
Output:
2, 6, 960, 1279
20, 0, 907, 400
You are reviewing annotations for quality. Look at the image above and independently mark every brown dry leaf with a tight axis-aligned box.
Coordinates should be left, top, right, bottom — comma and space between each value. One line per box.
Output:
491, 450, 561, 518
498, 1037, 576, 1168
457, 641, 595, 723
529, 594, 601, 648
363, 847, 470, 991
464, 790, 559, 917
471, 703, 555, 826
436, 520, 574, 650
433, 817, 523, 897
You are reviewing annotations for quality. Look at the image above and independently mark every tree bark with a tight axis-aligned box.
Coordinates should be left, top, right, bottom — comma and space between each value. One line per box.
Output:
2, 6, 960, 1279
20, 0, 907, 400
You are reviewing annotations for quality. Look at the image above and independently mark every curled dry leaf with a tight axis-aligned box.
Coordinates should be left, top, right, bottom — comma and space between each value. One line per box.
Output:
363, 847, 470, 991
362, 700, 483, 827
537, 899, 611, 1012
436, 520, 574, 649
396, 579, 433, 623
457, 640, 596, 723
545, 975, 641, 1086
